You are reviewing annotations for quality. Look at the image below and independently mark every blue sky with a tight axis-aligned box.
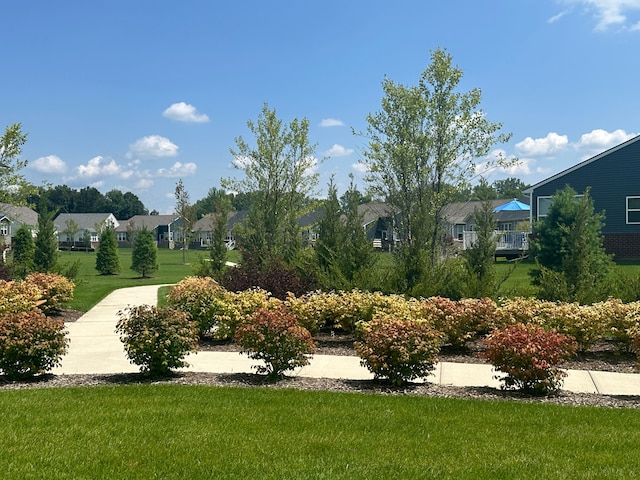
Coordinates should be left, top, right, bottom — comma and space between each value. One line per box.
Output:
2, 0, 639, 214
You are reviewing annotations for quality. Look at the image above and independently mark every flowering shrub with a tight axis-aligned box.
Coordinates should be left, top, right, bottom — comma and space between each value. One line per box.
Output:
423, 296, 483, 347
630, 324, 640, 365
285, 291, 331, 334
0, 310, 68, 379
0, 280, 43, 315
116, 305, 199, 376
599, 299, 640, 353
166, 276, 227, 337
355, 315, 442, 386
234, 305, 315, 380
481, 323, 578, 394
25, 273, 75, 314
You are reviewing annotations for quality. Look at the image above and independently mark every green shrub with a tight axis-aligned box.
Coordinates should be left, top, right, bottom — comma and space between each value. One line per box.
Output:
0, 310, 69, 379
481, 323, 578, 395
423, 296, 479, 348
25, 272, 75, 314
166, 276, 227, 337
234, 305, 315, 380
116, 305, 199, 376
355, 315, 442, 386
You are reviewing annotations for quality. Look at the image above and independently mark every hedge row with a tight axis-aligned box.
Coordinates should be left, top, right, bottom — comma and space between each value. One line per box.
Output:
167, 277, 640, 353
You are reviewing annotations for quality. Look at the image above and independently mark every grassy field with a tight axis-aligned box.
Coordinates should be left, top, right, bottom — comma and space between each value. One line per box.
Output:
62, 248, 244, 312
1, 384, 639, 479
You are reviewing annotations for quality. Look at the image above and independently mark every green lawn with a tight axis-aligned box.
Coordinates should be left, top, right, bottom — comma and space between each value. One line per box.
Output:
63, 248, 199, 311
1, 385, 638, 479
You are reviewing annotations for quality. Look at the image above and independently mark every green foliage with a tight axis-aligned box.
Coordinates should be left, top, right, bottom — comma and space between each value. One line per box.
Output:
493, 177, 528, 199
463, 199, 498, 297
130, 227, 158, 278
116, 304, 199, 376
0, 123, 36, 204
355, 316, 442, 385
33, 196, 58, 273
95, 225, 120, 275
11, 224, 34, 278
25, 272, 75, 315
482, 323, 578, 394
360, 47, 512, 289
174, 178, 196, 265
531, 186, 613, 303
0, 310, 68, 379
234, 305, 315, 380
223, 103, 318, 266
166, 276, 227, 337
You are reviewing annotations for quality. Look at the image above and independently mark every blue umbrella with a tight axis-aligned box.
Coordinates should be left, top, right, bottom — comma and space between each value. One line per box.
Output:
493, 200, 530, 211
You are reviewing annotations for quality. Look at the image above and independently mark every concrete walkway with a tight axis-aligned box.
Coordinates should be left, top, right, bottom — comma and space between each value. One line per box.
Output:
53, 285, 640, 396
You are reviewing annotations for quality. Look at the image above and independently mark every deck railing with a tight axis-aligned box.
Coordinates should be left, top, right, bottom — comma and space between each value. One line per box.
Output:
462, 230, 529, 251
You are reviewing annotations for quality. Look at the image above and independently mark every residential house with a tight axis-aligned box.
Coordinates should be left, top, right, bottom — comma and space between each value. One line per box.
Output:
442, 198, 530, 259
0, 202, 38, 248
116, 214, 181, 248
54, 212, 118, 250
524, 134, 640, 259
190, 210, 247, 250
358, 202, 400, 250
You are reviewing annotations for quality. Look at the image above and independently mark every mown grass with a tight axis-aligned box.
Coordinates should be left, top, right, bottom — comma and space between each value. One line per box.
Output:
1, 384, 639, 479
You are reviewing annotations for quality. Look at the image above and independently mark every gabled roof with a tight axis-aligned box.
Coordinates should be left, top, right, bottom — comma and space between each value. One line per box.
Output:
192, 211, 245, 232
54, 213, 117, 231
357, 202, 399, 228
441, 199, 507, 225
523, 134, 640, 194
0, 202, 38, 226
116, 214, 180, 232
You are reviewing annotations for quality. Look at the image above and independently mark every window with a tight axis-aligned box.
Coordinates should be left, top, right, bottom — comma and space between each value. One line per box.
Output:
91, 233, 99, 242
116, 232, 128, 242
0, 221, 8, 236
627, 197, 640, 224
455, 224, 464, 241
537, 196, 552, 219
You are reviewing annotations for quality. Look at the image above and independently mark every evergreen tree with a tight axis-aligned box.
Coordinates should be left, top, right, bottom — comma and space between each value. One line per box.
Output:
530, 186, 612, 303
95, 225, 120, 275
463, 200, 498, 297
12, 224, 35, 278
34, 196, 58, 272
340, 177, 374, 285
316, 177, 344, 282
208, 196, 231, 276
131, 227, 158, 278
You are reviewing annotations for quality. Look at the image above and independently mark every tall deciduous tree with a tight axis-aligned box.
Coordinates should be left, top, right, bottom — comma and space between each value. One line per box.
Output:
360, 47, 513, 291
95, 224, 120, 275
174, 179, 196, 265
0, 123, 36, 204
131, 227, 158, 278
222, 103, 318, 266
493, 177, 528, 199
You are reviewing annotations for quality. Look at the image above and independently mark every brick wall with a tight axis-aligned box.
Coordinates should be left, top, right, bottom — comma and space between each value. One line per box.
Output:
603, 234, 640, 260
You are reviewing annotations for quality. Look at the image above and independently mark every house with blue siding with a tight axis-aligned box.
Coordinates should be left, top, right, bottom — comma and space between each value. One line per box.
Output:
524, 134, 640, 259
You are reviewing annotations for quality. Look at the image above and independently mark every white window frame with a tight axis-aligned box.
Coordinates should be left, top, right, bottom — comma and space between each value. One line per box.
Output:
0, 222, 9, 236
537, 196, 553, 219
626, 196, 640, 224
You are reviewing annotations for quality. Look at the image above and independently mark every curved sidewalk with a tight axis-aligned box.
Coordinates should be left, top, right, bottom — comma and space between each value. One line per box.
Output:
53, 285, 640, 396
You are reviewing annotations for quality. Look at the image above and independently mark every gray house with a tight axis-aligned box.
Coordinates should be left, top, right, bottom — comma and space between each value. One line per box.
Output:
116, 214, 181, 248
0, 202, 38, 247
524, 134, 640, 259
54, 213, 119, 250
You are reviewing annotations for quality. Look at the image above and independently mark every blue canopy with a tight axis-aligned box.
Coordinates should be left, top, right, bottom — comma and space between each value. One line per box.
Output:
493, 200, 530, 212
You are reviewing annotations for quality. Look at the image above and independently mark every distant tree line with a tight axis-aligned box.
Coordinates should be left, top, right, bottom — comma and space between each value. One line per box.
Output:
28, 185, 148, 219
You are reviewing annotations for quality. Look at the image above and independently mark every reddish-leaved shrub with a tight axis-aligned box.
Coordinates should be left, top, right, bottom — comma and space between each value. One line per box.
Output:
355, 315, 442, 386
234, 305, 315, 380
0, 310, 68, 379
481, 323, 578, 394
116, 305, 199, 376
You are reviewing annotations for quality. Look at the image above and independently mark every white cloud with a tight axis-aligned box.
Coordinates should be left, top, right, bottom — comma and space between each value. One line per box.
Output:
352, 162, 370, 173
562, 0, 640, 31
320, 118, 345, 127
76, 156, 123, 178
127, 135, 179, 159
574, 128, 635, 149
515, 132, 569, 157
231, 155, 254, 169
324, 144, 354, 157
548, 10, 570, 23
157, 161, 197, 177
135, 179, 154, 189
31, 155, 66, 174
162, 102, 210, 123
